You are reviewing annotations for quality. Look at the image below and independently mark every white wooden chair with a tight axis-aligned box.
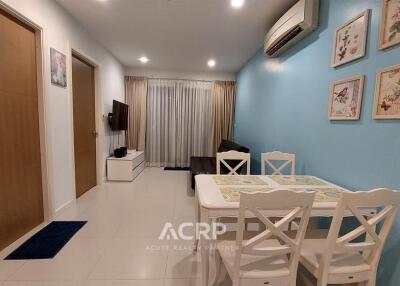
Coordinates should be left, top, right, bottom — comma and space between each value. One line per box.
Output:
217, 150, 250, 175
261, 151, 295, 175
299, 189, 400, 286
214, 190, 316, 286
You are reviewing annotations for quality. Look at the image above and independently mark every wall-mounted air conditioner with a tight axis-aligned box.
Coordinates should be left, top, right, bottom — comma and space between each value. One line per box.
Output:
264, 0, 319, 57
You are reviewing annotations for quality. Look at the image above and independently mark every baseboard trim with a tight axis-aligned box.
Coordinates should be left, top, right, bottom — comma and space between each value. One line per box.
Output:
54, 199, 75, 215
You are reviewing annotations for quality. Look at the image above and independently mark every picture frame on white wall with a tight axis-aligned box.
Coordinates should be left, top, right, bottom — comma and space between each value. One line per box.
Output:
50, 48, 67, 88
379, 0, 400, 50
332, 10, 370, 68
372, 64, 400, 119
328, 75, 365, 120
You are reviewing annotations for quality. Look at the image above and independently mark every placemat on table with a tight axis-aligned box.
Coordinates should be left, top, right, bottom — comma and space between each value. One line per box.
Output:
220, 187, 274, 202
295, 188, 343, 203
269, 176, 328, 186
213, 176, 267, 186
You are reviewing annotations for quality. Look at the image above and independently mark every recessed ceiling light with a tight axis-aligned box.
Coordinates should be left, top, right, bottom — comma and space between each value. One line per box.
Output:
208, 59, 216, 68
231, 0, 244, 9
139, 56, 149, 64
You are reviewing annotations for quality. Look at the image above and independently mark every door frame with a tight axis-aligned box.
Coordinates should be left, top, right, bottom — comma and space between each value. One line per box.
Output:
68, 47, 103, 199
0, 2, 52, 220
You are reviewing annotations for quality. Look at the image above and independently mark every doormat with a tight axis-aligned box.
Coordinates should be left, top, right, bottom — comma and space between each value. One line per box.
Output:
5, 221, 87, 260
164, 167, 191, 171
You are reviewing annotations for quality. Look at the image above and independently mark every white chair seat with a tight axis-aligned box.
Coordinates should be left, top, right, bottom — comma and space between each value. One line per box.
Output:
217, 239, 290, 279
300, 239, 371, 276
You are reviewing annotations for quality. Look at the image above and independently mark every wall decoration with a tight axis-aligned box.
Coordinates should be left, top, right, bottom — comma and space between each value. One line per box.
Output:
373, 64, 400, 119
379, 0, 400, 49
332, 10, 369, 68
50, 48, 67, 88
328, 76, 365, 120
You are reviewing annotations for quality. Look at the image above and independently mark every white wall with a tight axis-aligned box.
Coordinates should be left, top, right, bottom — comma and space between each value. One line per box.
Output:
125, 67, 235, 81
1, 0, 125, 214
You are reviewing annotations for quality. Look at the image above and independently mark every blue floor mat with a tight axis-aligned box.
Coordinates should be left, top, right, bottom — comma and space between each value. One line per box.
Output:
5, 221, 87, 260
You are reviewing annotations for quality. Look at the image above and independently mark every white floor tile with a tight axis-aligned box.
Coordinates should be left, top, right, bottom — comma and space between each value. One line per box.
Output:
88, 238, 169, 280
73, 214, 123, 239
84, 280, 164, 286
2, 280, 85, 286
0, 261, 25, 281
114, 217, 171, 239
165, 242, 200, 279
164, 278, 201, 286
1, 168, 202, 284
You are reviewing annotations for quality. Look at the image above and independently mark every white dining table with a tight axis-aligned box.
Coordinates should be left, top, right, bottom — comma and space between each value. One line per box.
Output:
194, 174, 377, 286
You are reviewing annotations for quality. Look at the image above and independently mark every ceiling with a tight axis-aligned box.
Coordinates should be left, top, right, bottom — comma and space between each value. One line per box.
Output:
56, 0, 296, 74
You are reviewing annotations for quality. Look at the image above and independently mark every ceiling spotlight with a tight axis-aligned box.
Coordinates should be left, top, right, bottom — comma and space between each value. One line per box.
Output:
231, 0, 244, 9
208, 59, 216, 68
139, 56, 149, 63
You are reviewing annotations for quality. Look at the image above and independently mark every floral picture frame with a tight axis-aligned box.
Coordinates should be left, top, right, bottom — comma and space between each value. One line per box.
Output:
328, 75, 365, 120
379, 0, 400, 50
372, 64, 400, 119
50, 48, 67, 88
332, 10, 370, 68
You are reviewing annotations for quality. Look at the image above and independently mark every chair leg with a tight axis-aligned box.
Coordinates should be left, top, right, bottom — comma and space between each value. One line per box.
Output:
232, 279, 240, 286
365, 275, 376, 286
213, 251, 222, 286
218, 264, 228, 285
214, 251, 228, 286
194, 238, 199, 252
316, 278, 327, 286
193, 192, 200, 252
289, 272, 297, 286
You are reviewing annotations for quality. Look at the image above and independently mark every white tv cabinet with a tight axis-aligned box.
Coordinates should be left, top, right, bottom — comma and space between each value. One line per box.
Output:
107, 150, 145, 181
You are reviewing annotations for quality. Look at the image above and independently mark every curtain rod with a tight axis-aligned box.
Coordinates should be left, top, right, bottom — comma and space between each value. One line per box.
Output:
146, 77, 213, 83
127, 75, 235, 83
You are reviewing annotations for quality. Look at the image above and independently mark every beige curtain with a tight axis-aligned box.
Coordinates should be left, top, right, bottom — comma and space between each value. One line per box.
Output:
125, 76, 148, 151
211, 81, 236, 154
146, 79, 213, 167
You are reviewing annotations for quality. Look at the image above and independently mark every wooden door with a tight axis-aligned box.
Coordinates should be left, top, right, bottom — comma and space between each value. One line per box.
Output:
72, 54, 97, 198
0, 9, 44, 250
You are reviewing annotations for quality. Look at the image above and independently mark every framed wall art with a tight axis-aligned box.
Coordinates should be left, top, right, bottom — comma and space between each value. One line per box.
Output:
50, 48, 67, 88
373, 64, 400, 119
328, 75, 365, 120
332, 10, 370, 68
379, 0, 400, 50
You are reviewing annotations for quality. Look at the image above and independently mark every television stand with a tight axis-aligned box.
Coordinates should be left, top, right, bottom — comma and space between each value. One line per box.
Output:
106, 150, 145, 181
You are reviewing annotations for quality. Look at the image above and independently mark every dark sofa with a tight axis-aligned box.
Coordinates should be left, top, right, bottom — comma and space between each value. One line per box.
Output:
190, 140, 250, 189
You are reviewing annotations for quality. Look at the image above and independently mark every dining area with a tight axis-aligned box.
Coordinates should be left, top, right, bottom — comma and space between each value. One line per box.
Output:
193, 151, 400, 286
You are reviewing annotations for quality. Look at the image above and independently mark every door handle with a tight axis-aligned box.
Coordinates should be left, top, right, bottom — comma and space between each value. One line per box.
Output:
92, 131, 98, 137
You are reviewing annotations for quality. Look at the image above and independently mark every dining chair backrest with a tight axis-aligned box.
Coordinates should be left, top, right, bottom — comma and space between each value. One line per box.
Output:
261, 151, 296, 175
216, 150, 250, 175
320, 189, 400, 282
233, 190, 316, 283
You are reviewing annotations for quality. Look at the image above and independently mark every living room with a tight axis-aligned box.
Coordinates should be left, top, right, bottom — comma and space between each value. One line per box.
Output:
0, 0, 399, 286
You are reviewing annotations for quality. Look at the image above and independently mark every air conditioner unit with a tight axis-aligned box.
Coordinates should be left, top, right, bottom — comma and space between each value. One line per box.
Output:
264, 0, 319, 57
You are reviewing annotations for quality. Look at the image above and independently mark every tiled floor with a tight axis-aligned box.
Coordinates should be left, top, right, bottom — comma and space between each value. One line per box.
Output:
0, 168, 227, 286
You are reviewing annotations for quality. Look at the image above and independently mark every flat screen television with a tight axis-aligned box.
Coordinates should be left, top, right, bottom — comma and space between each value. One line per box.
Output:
111, 100, 128, 131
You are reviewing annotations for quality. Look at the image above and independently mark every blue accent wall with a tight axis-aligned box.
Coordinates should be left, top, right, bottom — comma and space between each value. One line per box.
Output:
234, 0, 400, 284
